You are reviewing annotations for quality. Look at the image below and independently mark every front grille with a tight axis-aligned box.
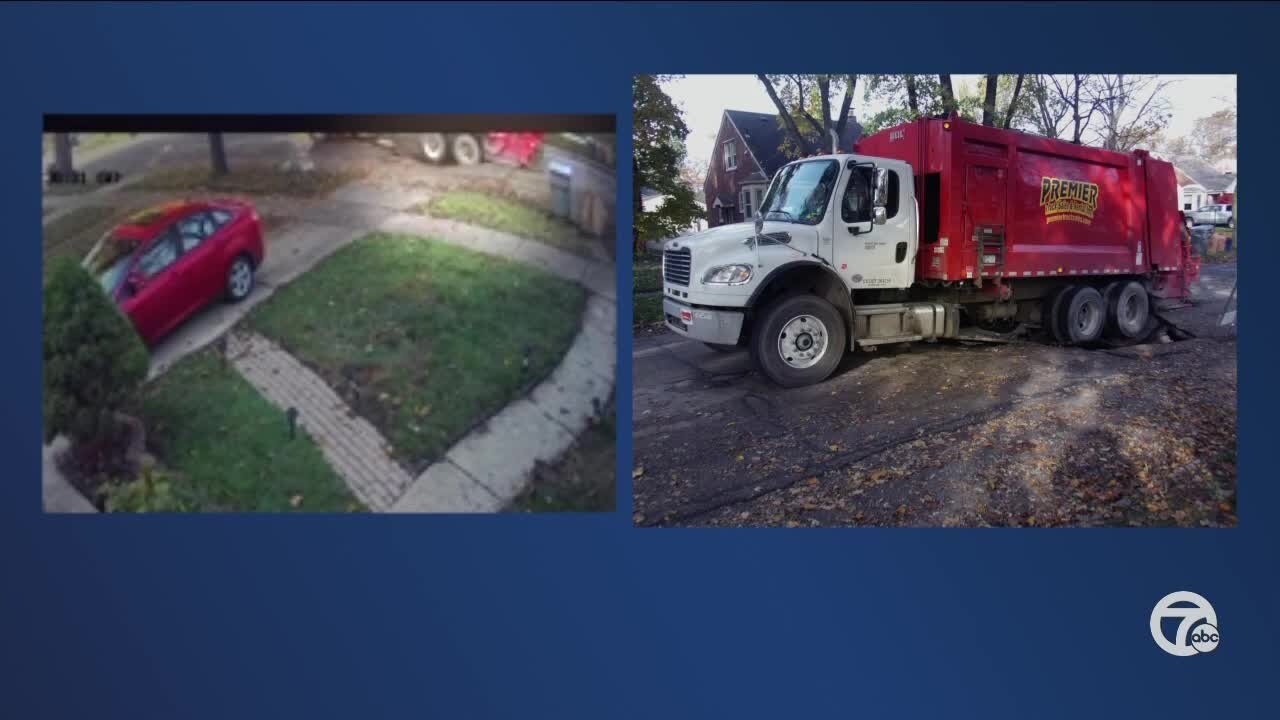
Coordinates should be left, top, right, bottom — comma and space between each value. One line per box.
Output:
663, 247, 691, 286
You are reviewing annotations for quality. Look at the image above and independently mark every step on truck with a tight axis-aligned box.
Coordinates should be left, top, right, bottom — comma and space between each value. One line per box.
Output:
661, 114, 1201, 387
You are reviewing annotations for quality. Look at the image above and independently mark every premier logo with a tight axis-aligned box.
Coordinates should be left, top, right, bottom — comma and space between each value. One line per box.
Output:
1040, 176, 1100, 225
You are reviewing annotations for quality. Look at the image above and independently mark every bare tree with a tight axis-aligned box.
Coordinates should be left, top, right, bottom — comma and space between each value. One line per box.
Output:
53, 133, 75, 177
1089, 74, 1172, 151
980, 74, 999, 126
938, 74, 957, 114
208, 132, 229, 175
905, 75, 920, 114
757, 75, 858, 157
1002, 75, 1025, 129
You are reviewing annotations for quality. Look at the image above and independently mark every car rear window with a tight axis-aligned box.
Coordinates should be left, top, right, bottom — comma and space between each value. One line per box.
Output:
83, 233, 142, 294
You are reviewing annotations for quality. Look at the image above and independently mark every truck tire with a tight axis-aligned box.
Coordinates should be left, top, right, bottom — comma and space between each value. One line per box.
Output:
750, 295, 847, 388
418, 133, 450, 163
1107, 280, 1149, 339
1045, 285, 1074, 344
1062, 286, 1105, 344
451, 133, 483, 165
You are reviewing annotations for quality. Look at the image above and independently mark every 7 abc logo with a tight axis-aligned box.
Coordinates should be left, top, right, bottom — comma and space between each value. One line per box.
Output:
1150, 591, 1219, 656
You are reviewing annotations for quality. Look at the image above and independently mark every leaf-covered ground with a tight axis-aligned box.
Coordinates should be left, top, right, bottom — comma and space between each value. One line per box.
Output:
633, 264, 1239, 528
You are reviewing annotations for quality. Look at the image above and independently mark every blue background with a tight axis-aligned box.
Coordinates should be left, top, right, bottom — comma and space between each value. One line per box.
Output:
3, 2, 1275, 717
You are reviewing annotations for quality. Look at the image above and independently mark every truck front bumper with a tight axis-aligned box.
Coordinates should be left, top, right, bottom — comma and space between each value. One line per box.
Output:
662, 297, 745, 345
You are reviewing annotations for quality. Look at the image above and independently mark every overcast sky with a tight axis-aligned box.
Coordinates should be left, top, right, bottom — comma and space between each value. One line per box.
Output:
663, 74, 1236, 172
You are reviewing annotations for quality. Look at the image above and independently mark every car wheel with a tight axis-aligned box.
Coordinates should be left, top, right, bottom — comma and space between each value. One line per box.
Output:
1062, 285, 1105, 344
226, 255, 255, 302
750, 294, 846, 388
451, 133, 483, 166
1108, 280, 1149, 340
418, 133, 449, 163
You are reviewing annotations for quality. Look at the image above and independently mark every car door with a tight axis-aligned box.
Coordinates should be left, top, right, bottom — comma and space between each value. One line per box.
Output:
172, 210, 227, 307
120, 230, 185, 343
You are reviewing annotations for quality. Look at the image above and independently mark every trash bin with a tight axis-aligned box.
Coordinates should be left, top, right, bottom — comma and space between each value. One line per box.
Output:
1189, 225, 1212, 257
547, 161, 573, 219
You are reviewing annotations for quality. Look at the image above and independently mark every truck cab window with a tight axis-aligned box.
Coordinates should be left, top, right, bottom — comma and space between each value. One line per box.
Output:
758, 160, 839, 226
841, 166, 873, 223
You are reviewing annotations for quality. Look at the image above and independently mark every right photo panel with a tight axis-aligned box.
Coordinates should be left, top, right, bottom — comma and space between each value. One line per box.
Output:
632, 74, 1237, 528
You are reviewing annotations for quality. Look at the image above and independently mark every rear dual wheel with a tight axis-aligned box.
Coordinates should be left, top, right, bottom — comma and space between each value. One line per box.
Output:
1046, 281, 1149, 345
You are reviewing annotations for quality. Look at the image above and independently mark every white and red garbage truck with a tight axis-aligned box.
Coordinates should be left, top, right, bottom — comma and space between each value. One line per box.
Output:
661, 114, 1201, 387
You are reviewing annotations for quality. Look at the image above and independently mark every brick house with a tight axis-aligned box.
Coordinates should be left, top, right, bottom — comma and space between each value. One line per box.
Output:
702, 109, 861, 228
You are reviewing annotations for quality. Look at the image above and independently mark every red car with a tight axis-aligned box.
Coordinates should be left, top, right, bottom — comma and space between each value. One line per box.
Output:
82, 199, 266, 345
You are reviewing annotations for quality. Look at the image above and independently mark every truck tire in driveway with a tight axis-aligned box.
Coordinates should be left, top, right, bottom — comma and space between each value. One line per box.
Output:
451, 133, 483, 165
1062, 285, 1105, 344
418, 133, 450, 163
1106, 280, 1149, 339
1044, 285, 1074, 344
750, 295, 847, 388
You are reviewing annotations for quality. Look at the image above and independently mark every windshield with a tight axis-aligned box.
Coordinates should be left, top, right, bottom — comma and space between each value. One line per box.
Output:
82, 232, 141, 295
759, 160, 840, 225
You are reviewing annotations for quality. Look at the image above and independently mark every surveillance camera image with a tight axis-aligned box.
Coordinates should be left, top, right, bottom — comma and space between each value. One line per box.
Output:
632, 74, 1236, 528
42, 115, 617, 513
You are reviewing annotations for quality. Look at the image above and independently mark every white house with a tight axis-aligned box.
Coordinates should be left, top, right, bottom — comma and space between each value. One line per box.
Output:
641, 186, 706, 237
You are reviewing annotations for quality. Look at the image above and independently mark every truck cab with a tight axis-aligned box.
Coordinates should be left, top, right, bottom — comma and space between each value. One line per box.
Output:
662, 153, 938, 386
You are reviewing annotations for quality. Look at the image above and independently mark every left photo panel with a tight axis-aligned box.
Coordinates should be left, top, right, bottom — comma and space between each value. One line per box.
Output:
42, 115, 617, 513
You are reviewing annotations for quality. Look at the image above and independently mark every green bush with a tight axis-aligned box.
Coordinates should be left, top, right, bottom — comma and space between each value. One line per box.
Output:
101, 465, 191, 513
43, 256, 148, 450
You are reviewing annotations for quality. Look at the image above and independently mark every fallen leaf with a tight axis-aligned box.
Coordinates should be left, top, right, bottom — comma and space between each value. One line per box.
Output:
633, 467, 645, 479
290, 494, 304, 508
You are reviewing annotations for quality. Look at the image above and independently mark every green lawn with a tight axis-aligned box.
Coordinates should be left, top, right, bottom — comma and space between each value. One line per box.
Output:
138, 349, 361, 512
43, 205, 130, 269
423, 191, 595, 258
633, 253, 664, 328
246, 232, 586, 469
634, 254, 663, 292
131, 164, 362, 197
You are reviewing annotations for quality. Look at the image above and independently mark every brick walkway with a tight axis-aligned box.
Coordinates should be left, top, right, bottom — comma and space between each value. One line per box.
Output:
226, 332, 413, 511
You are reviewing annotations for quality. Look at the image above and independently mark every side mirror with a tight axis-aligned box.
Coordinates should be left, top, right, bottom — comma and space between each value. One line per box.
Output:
873, 206, 887, 225
873, 167, 889, 207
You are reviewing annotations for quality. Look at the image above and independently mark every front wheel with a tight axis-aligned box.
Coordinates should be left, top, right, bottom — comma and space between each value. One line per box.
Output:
226, 255, 255, 302
750, 295, 847, 388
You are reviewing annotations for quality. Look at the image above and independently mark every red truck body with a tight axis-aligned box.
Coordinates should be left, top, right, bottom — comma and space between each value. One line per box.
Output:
856, 116, 1198, 301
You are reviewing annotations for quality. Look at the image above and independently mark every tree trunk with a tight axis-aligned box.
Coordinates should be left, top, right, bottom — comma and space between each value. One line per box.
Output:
1002, 74, 1025, 129
905, 75, 919, 114
939, 75, 957, 114
1072, 75, 1083, 143
53, 133, 74, 177
757, 74, 817, 156
981, 74, 998, 126
209, 132, 229, 175
633, 158, 644, 255
834, 75, 856, 144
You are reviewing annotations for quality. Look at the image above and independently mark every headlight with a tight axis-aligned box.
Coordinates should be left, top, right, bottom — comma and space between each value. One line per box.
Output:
702, 264, 753, 285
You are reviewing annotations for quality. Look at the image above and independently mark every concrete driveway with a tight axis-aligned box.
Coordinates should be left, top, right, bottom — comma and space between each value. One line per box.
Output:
632, 264, 1238, 528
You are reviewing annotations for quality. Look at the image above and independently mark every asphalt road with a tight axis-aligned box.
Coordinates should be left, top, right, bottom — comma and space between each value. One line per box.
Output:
632, 263, 1238, 528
